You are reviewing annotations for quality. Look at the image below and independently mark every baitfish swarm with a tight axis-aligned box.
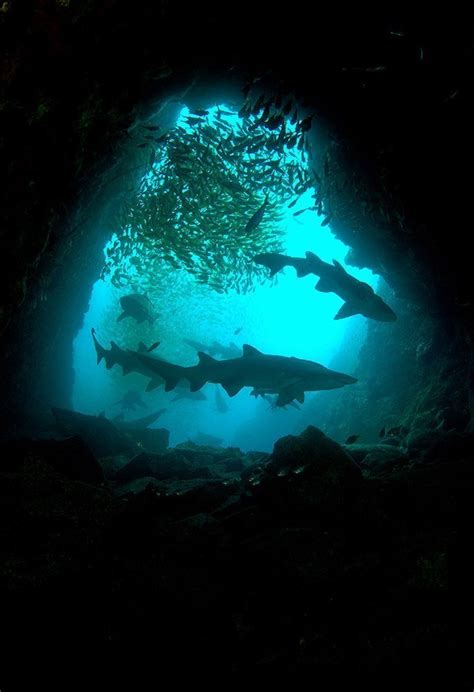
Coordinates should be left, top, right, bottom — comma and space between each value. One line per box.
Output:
102, 102, 319, 295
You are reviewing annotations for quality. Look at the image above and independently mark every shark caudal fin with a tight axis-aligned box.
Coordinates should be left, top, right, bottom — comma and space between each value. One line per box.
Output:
91, 328, 108, 365
91, 328, 115, 369
253, 253, 288, 277
334, 302, 360, 320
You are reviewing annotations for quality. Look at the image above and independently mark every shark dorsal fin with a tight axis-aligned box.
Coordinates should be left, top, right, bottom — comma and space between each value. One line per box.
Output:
305, 251, 318, 260
198, 351, 217, 365
137, 342, 148, 353
242, 344, 264, 357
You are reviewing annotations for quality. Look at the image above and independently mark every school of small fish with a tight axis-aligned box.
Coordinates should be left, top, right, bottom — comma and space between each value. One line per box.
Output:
102, 98, 327, 294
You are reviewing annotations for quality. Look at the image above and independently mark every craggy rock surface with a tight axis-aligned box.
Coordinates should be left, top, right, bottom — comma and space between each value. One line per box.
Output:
1, 425, 474, 685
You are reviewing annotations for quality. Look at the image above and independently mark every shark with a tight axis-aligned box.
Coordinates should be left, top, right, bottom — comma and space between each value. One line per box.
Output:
135, 344, 357, 406
117, 293, 159, 325
254, 251, 397, 322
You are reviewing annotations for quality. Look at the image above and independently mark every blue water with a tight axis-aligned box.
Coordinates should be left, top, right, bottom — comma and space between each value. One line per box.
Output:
72, 105, 379, 451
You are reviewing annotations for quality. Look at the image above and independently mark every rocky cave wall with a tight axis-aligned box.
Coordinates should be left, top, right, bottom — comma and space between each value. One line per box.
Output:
1, 3, 473, 435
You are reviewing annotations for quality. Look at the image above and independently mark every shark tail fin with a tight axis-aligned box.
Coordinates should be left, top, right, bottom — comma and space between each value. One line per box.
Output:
117, 312, 127, 322
253, 253, 287, 277
334, 302, 360, 320
91, 328, 114, 369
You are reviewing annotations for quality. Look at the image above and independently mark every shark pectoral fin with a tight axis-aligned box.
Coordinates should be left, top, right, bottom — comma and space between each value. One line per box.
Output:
334, 303, 360, 320
117, 312, 127, 322
146, 379, 162, 392
295, 391, 305, 404
222, 381, 244, 397
315, 278, 332, 292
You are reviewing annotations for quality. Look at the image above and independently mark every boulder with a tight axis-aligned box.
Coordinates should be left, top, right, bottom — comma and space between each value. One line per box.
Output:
115, 450, 219, 484
123, 427, 170, 453
51, 407, 134, 457
249, 426, 362, 515
344, 443, 409, 476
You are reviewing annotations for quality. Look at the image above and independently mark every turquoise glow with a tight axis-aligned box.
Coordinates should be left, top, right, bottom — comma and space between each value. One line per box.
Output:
73, 104, 379, 450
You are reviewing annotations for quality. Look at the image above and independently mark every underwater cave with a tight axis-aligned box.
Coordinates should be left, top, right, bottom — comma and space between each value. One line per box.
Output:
1, 3, 474, 685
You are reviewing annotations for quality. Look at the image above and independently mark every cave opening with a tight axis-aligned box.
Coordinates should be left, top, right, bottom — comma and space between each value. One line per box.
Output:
71, 95, 390, 451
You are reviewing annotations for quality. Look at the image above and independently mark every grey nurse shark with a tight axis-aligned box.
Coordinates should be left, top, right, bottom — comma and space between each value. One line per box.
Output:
254, 251, 397, 322
135, 344, 357, 407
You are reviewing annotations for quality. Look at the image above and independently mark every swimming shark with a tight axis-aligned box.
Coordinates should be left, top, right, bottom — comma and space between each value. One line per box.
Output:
254, 251, 397, 322
135, 344, 357, 406
117, 293, 159, 325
